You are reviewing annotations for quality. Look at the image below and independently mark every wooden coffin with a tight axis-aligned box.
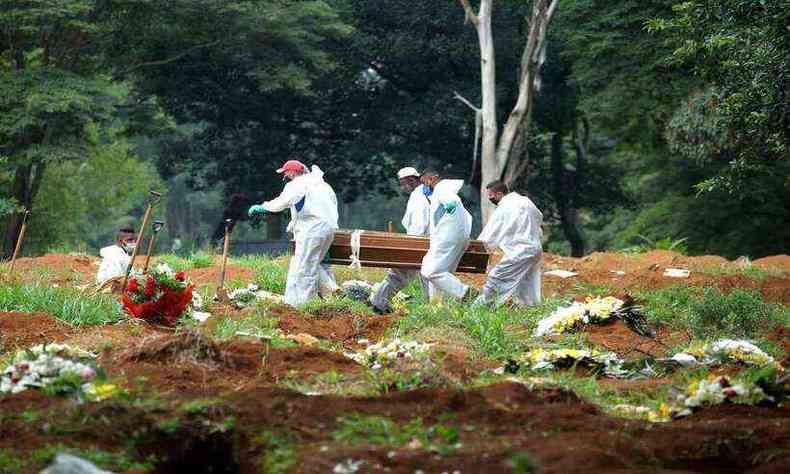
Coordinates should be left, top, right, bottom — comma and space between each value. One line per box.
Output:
327, 230, 489, 274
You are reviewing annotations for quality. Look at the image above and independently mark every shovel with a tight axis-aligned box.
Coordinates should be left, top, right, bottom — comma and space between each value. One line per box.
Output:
7, 209, 30, 278
122, 190, 161, 291
215, 219, 234, 304
142, 220, 165, 273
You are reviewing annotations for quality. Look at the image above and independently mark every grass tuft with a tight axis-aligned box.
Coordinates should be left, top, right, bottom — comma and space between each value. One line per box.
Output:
0, 284, 124, 326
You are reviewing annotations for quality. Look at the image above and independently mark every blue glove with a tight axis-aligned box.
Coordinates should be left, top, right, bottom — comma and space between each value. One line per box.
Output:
422, 185, 433, 198
248, 204, 267, 217
444, 201, 457, 215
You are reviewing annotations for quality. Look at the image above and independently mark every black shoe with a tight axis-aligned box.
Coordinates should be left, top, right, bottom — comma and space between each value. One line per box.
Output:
372, 305, 390, 315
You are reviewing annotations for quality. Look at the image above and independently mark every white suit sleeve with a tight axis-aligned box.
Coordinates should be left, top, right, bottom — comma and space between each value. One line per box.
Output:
263, 182, 305, 213
478, 208, 506, 252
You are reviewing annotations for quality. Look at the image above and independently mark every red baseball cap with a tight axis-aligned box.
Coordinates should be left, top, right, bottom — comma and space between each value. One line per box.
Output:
276, 160, 307, 174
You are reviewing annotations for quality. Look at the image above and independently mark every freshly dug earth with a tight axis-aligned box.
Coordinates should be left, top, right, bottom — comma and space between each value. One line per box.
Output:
1, 380, 788, 474
0, 312, 75, 352
272, 305, 392, 347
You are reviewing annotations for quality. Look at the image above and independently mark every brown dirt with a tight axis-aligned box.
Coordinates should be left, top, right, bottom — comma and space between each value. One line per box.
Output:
186, 265, 255, 288
463, 250, 790, 304
272, 305, 393, 346
0, 312, 75, 351
10, 254, 97, 285
586, 319, 687, 360
753, 255, 790, 271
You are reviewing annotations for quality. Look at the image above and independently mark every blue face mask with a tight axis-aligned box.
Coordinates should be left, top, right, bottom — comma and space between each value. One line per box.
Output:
422, 184, 433, 198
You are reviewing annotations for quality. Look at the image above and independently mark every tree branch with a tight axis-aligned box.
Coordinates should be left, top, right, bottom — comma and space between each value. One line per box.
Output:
457, 0, 479, 26
118, 40, 222, 76
453, 91, 481, 112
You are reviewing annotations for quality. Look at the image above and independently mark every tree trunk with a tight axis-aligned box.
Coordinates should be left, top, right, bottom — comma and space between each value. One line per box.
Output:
550, 132, 585, 257
458, 0, 559, 224
475, 0, 499, 223
499, 0, 559, 188
2, 162, 45, 259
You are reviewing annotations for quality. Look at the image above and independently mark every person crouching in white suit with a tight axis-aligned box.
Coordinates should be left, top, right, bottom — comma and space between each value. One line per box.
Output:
97, 228, 137, 285
475, 180, 543, 307
248, 160, 339, 307
420, 169, 474, 301
369, 166, 432, 313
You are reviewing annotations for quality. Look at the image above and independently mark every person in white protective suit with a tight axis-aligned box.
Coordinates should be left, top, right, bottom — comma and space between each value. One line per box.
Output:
248, 160, 339, 307
96, 228, 137, 284
475, 180, 543, 306
369, 167, 432, 313
419, 169, 475, 301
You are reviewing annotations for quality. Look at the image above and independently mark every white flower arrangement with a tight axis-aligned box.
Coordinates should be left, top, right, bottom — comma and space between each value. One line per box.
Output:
671, 375, 771, 418
518, 347, 628, 378
345, 338, 431, 370
671, 339, 782, 370
534, 296, 624, 337
1, 344, 97, 395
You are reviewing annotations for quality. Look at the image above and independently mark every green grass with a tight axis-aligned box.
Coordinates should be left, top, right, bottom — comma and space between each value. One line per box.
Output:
213, 311, 294, 348
509, 452, 541, 474
332, 414, 460, 455
18, 444, 153, 473
636, 286, 788, 339
253, 430, 297, 474
0, 283, 124, 326
157, 251, 216, 272
391, 296, 567, 360
300, 296, 374, 317
231, 255, 289, 293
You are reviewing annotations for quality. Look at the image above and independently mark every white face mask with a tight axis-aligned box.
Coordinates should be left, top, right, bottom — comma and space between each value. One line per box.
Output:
122, 242, 137, 254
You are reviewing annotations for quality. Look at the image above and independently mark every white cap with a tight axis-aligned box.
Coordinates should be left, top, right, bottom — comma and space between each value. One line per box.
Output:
397, 167, 420, 180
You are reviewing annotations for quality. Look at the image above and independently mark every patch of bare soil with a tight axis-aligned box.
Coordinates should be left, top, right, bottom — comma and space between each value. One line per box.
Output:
0, 312, 75, 352
753, 255, 790, 271
586, 319, 686, 360
186, 265, 255, 288
10, 254, 97, 285
271, 305, 393, 346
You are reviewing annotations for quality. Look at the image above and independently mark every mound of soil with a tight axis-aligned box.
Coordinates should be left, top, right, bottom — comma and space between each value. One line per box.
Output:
586, 319, 683, 360
272, 306, 392, 346
186, 265, 255, 288
0, 312, 74, 351
753, 255, 790, 271
260, 346, 362, 380
11, 254, 97, 285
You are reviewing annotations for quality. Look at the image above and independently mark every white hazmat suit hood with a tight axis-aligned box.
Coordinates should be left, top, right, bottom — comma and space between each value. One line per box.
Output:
96, 245, 130, 284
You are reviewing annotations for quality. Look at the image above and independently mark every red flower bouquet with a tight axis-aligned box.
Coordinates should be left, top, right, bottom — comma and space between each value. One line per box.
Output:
122, 263, 193, 326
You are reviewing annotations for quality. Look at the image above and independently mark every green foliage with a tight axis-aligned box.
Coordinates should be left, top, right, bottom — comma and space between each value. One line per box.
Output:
232, 255, 288, 294
636, 286, 788, 339
394, 297, 565, 360
333, 414, 460, 455
509, 452, 541, 474
213, 312, 293, 348
27, 443, 152, 473
300, 297, 373, 317
0, 284, 124, 326
253, 430, 297, 474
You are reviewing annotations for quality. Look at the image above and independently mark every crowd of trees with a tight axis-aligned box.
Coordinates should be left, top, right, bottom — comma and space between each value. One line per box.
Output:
1, 0, 787, 259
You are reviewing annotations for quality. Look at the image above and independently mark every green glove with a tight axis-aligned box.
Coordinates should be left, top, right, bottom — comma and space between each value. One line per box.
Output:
444, 201, 458, 215
248, 204, 267, 218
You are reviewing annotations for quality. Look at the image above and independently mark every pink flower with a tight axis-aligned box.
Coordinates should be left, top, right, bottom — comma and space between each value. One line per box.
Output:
80, 367, 96, 381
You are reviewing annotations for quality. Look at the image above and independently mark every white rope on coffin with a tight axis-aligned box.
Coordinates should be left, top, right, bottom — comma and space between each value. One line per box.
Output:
349, 229, 365, 270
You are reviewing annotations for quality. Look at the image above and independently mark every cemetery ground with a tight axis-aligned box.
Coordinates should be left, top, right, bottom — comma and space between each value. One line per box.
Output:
0, 250, 788, 474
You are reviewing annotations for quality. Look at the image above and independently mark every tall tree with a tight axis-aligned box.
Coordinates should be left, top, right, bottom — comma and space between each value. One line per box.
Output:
0, 1, 119, 256
456, 0, 559, 221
